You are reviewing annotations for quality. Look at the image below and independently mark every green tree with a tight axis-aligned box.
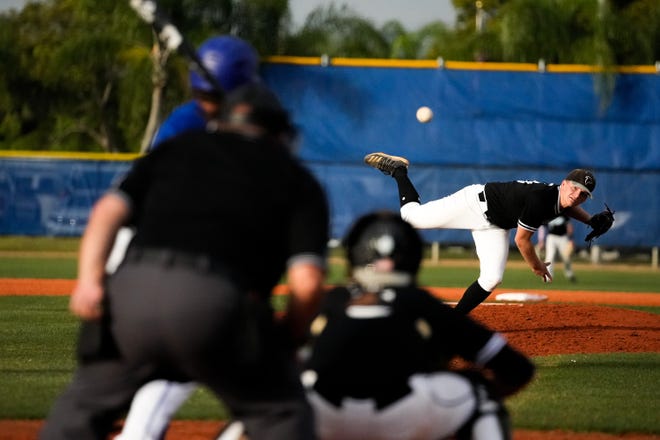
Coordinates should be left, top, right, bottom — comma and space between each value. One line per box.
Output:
0, 0, 292, 152
495, 0, 623, 65
230, 0, 291, 55
127, 0, 291, 151
606, 0, 660, 65
284, 4, 389, 58
498, 0, 581, 63
0, 13, 24, 145
452, 0, 507, 32
151, 0, 290, 55
387, 21, 454, 59
0, 0, 157, 152
452, 0, 660, 64
1, 0, 658, 152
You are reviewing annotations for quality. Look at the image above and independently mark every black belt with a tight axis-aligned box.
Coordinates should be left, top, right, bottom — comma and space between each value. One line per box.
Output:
477, 191, 495, 223
124, 247, 231, 275
121, 247, 256, 297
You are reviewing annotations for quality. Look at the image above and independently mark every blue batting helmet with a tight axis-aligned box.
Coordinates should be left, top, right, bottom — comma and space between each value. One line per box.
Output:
189, 36, 259, 93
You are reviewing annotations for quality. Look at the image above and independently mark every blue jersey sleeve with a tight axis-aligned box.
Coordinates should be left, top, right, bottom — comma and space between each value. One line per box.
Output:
149, 101, 207, 151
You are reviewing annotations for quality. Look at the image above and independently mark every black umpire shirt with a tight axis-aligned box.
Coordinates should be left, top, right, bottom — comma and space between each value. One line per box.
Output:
114, 129, 329, 295
483, 180, 562, 232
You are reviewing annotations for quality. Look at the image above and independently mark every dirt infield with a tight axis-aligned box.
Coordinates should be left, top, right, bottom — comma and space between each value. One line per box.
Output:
2, 421, 658, 440
2, 278, 659, 306
1, 279, 658, 440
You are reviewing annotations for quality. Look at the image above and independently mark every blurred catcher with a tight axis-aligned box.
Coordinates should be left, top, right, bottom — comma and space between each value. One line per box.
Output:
301, 211, 535, 440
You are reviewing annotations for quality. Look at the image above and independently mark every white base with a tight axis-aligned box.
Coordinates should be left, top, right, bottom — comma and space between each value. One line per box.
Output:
495, 292, 548, 303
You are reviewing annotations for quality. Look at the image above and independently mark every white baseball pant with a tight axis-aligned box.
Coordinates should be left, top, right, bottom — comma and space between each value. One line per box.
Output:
400, 184, 509, 291
545, 234, 574, 279
307, 371, 507, 440
114, 380, 197, 440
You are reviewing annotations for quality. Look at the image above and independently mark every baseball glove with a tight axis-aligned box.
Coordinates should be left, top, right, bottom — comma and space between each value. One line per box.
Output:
585, 203, 615, 243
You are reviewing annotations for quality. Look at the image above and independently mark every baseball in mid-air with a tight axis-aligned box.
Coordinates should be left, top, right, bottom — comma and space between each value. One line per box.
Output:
416, 106, 433, 123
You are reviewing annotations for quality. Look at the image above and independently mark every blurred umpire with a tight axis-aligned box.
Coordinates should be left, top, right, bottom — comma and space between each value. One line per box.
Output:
111, 35, 263, 440
40, 84, 330, 440
302, 211, 535, 440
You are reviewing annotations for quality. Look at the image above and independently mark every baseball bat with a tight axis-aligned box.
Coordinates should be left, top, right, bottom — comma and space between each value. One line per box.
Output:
129, 0, 225, 97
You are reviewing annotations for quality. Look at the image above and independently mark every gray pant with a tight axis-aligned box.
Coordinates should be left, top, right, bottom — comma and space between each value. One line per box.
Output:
40, 251, 315, 439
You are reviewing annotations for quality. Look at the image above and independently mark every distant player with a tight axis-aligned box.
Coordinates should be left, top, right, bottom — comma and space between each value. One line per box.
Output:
106, 35, 260, 274
303, 211, 535, 440
364, 152, 613, 313
149, 35, 260, 149
538, 214, 576, 282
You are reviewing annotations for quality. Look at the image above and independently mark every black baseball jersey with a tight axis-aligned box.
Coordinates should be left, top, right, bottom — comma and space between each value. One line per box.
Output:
115, 129, 329, 294
306, 285, 510, 403
483, 180, 562, 232
546, 214, 570, 236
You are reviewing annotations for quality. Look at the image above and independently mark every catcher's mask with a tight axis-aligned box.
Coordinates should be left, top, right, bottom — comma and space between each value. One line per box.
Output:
343, 211, 423, 289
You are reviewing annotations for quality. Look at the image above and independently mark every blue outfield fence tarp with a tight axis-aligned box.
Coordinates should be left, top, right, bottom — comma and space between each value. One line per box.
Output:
307, 163, 653, 247
0, 157, 129, 236
259, 61, 659, 246
261, 63, 660, 171
1, 61, 659, 246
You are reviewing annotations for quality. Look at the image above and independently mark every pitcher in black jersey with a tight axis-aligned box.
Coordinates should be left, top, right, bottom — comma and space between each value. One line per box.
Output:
364, 152, 598, 314
303, 211, 535, 440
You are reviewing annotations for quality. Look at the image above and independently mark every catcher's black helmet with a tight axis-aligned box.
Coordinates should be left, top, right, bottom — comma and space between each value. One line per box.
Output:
221, 83, 297, 145
343, 211, 423, 275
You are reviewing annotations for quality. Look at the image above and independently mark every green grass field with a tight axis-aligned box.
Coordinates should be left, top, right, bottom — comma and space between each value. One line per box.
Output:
0, 237, 659, 434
